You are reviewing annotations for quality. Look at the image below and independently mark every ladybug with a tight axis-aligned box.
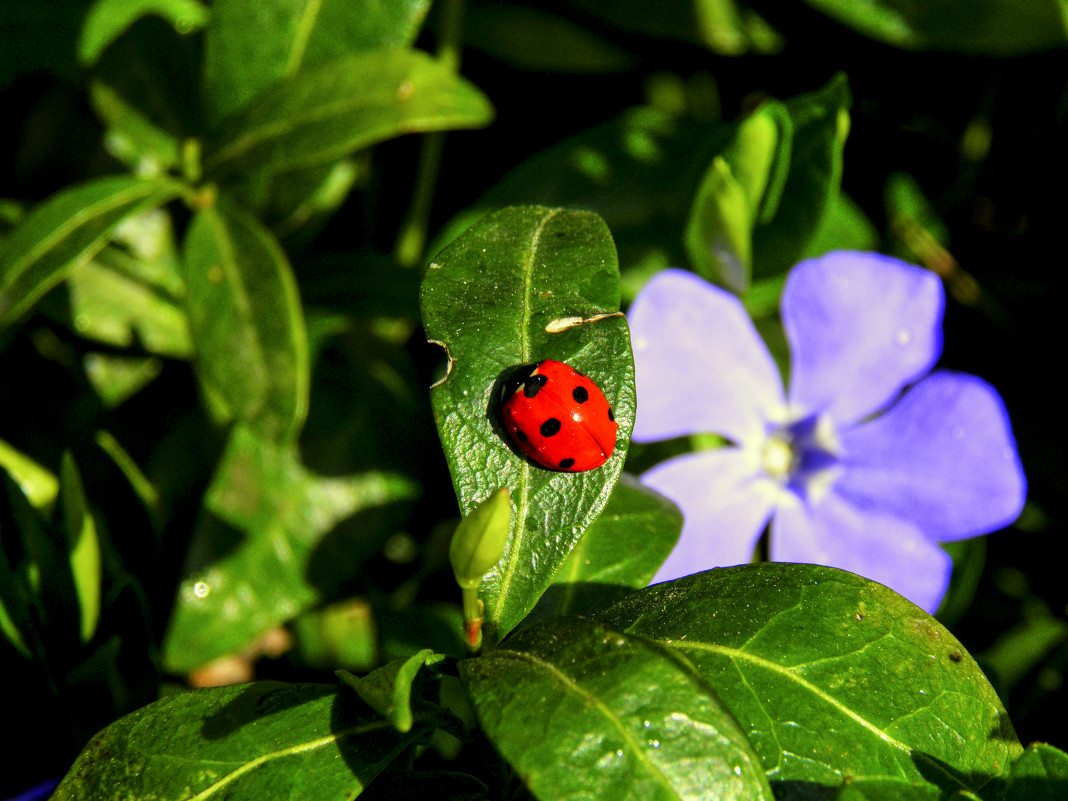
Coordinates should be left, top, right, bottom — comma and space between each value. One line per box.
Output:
499, 359, 617, 472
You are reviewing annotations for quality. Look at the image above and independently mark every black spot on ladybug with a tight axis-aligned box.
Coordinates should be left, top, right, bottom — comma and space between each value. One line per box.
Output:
515, 429, 528, 442
523, 373, 548, 398
572, 386, 589, 404
558, 458, 575, 469
540, 418, 562, 437
608, 407, 615, 422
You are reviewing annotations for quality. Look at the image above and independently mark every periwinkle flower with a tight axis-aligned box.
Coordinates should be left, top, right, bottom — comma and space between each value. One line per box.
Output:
628, 251, 1026, 612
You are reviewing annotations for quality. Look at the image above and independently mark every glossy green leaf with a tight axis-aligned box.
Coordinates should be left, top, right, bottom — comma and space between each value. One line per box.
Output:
1001, 743, 1068, 801
596, 564, 1023, 798
0, 175, 182, 331
460, 615, 773, 801
337, 648, 443, 733
205, 49, 494, 179
161, 425, 420, 673
59, 452, 101, 644
52, 681, 444, 800
183, 194, 309, 442
751, 73, 851, 282
78, 0, 207, 65
803, 0, 1068, 54
421, 206, 635, 644
204, 0, 431, 123
534, 473, 681, 619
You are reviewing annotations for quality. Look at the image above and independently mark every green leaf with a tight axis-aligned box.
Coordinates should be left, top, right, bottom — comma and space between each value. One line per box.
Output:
460, 615, 773, 801
803, 0, 1068, 54
88, 80, 182, 174
59, 452, 102, 645
161, 425, 420, 673
52, 681, 444, 800
337, 648, 443, 733
204, 49, 494, 180
183, 194, 309, 442
751, 73, 851, 282
1001, 743, 1068, 801
203, 0, 431, 123
596, 563, 1023, 798
78, 0, 208, 65
421, 206, 635, 644
534, 473, 681, 619
0, 437, 58, 511
0, 175, 182, 331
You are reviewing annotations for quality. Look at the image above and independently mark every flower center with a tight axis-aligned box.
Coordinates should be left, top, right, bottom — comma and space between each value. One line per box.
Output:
759, 413, 841, 502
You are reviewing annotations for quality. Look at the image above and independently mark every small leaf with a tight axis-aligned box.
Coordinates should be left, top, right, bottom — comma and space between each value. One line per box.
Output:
161, 425, 420, 673
88, 80, 182, 173
182, 193, 309, 442
59, 452, 102, 645
0, 437, 58, 511
0, 175, 182, 330
421, 206, 635, 643
203, 0, 432, 123
205, 49, 494, 179
51, 681, 445, 800
534, 473, 681, 619
337, 648, 443, 733
460, 615, 773, 801
78, 0, 208, 65
596, 563, 1023, 798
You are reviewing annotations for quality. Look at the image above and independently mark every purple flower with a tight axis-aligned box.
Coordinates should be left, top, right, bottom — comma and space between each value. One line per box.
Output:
628, 251, 1026, 612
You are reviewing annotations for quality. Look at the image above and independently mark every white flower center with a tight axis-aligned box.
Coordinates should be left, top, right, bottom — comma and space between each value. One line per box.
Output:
758, 413, 842, 503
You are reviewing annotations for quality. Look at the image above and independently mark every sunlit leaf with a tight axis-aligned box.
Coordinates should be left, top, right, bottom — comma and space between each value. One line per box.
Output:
597, 563, 1023, 798
52, 681, 445, 800
461, 615, 773, 800
421, 206, 634, 644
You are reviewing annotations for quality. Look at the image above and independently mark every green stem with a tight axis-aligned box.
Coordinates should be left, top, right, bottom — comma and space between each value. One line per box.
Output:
393, 0, 466, 268
460, 586, 483, 655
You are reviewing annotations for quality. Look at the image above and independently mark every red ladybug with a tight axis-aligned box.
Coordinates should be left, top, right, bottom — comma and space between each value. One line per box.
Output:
499, 360, 617, 472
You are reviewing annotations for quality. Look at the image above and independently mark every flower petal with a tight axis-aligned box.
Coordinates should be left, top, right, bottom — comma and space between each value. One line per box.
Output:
642, 447, 776, 584
629, 269, 785, 444
835, 370, 1026, 542
771, 491, 953, 613
783, 251, 944, 425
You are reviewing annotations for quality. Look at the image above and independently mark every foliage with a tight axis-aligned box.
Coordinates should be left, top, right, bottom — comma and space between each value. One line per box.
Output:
1, 1, 1065, 800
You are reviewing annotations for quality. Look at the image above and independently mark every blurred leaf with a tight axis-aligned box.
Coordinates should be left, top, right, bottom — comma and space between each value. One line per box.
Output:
88, 81, 182, 174
421, 206, 635, 644
460, 615, 773, 800
83, 353, 164, 408
0, 2, 90, 88
203, 0, 431, 123
0, 473, 43, 657
291, 597, 378, 672
533, 473, 681, 619
161, 425, 420, 673
78, 0, 208, 66
337, 648, 443, 733
980, 605, 1068, 690
801, 190, 879, 259
51, 681, 445, 800
59, 452, 101, 645
803, 0, 1068, 54
751, 73, 851, 282
183, 194, 309, 443
596, 563, 1023, 798
0, 437, 58, 511
463, 2, 637, 72
0, 175, 183, 331
567, 0, 782, 55
205, 49, 494, 180
1001, 743, 1068, 801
